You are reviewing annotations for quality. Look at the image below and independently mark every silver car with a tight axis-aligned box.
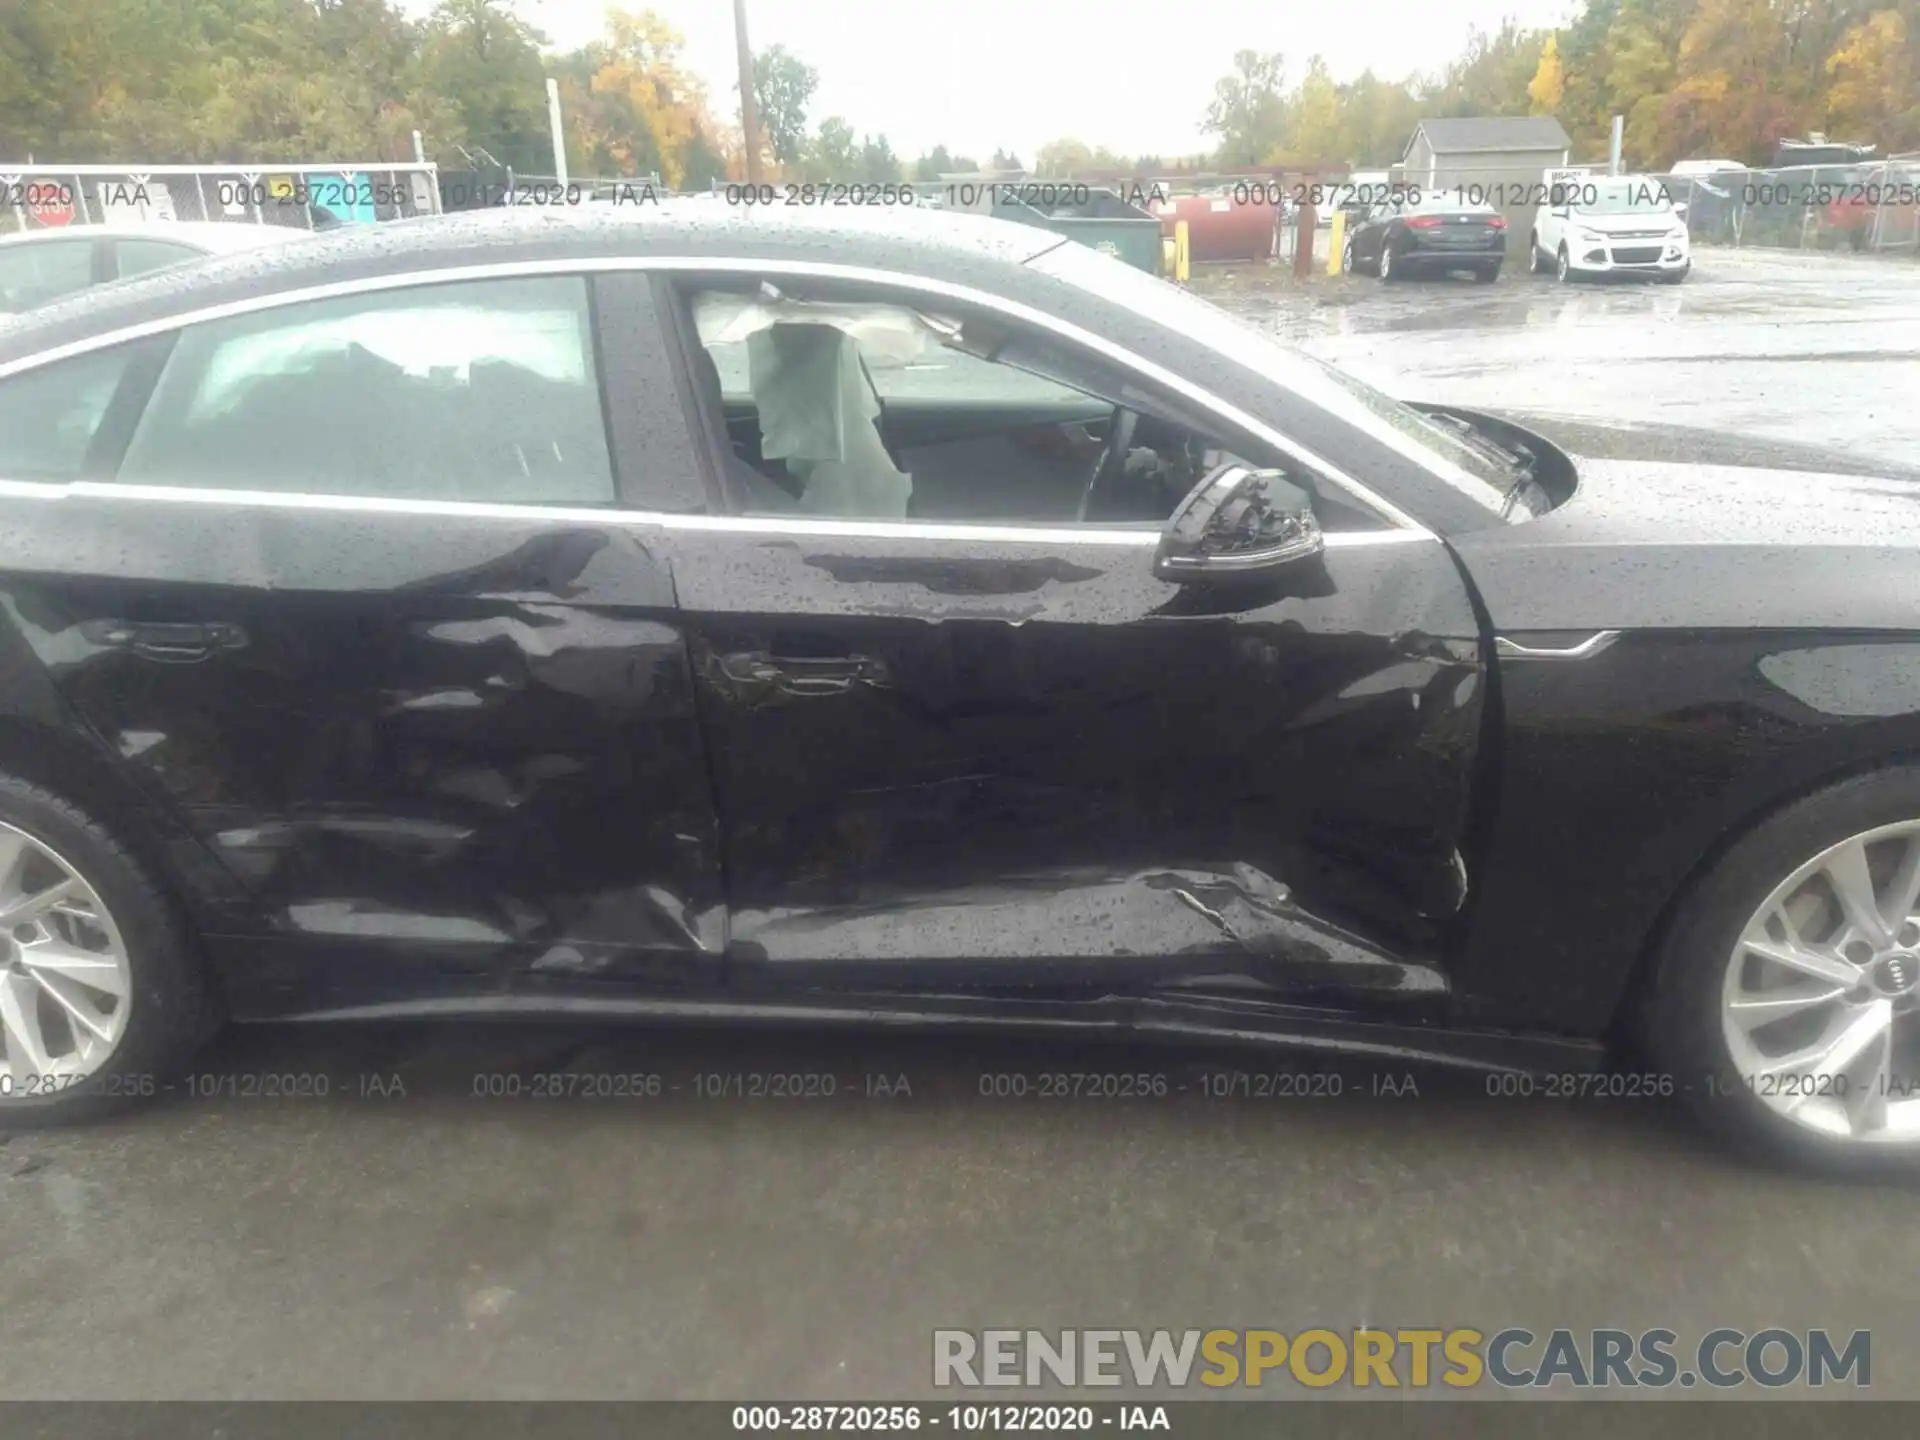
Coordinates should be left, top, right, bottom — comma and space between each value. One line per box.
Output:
0, 221, 307, 314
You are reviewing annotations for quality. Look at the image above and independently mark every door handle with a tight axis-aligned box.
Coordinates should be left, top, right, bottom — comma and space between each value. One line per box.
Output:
717, 650, 891, 696
83, 620, 247, 663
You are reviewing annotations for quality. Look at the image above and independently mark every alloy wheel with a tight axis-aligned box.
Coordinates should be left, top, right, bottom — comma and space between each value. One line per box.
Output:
0, 820, 132, 1086
1342, 238, 1354, 274
1720, 820, 1920, 1144
1556, 247, 1571, 283
1379, 246, 1393, 280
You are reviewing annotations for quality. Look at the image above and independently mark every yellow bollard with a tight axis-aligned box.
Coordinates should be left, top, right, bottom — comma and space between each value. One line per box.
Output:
1326, 209, 1346, 277
1174, 220, 1190, 285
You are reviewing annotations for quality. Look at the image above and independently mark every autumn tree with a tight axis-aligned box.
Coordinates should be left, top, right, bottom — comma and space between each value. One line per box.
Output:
1826, 10, 1919, 149
1529, 35, 1566, 113
1427, 22, 1551, 119
555, 9, 716, 187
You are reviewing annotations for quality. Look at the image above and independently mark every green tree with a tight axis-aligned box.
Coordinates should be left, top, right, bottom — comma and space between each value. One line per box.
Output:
682, 126, 729, 188
1555, 0, 1625, 155
1203, 49, 1287, 164
752, 44, 816, 169
857, 133, 900, 183
418, 0, 550, 172
803, 114, 858, 180
1338, 71, 1423, 165
1276, 55, 1342, 162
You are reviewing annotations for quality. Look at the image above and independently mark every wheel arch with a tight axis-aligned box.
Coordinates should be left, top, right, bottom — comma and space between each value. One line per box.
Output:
0, 714, 249, 937
1606, 743, 1920, 1047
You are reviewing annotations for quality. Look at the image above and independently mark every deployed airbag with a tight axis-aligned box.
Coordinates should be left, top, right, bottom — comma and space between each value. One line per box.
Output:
748, 322, 912, 519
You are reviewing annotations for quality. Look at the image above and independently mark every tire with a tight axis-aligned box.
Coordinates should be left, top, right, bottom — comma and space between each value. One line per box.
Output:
1645, 764, 1920, 1170
1555, 245, 1574, 283
1659, 264, 1690, 285
1529, 237, 1549, 275
0, 773, 215, 1127
1341, 237, 1356, 275
1378, 244, 1396, 281
1474, 263, 1500, 284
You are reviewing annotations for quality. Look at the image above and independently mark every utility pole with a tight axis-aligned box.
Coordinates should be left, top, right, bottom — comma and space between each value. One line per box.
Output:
733, 0, 763, 183
546, 78, 569, 186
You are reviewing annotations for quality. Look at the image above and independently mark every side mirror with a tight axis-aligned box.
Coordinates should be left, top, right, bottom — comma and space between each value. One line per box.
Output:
1154, 463, 1324, 583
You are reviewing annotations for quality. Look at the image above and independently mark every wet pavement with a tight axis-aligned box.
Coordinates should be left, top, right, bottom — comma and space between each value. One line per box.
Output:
1198, 246, 1920, 471
2, 1021, 1916, 1399
5, 245, 1920, 1402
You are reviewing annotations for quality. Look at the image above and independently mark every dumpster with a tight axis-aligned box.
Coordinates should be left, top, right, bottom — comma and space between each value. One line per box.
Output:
1151, 191, 1279, 263
992, 188, 1163, 274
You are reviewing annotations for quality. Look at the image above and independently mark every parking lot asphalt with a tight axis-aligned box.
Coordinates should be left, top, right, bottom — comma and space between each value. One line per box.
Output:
7, 244, 1920, 1403
1202, 246, 1920, 472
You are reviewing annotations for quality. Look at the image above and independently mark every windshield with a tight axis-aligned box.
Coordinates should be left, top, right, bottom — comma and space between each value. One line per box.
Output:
1576, 181, 1677, 217
1029, 240, 1514, 512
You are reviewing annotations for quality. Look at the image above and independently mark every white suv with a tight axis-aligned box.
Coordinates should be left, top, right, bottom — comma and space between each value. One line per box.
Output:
1530, 175, 1691, 284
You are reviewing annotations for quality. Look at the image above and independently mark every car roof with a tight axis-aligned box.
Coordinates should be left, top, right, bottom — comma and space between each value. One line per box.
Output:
0, 204, 1065, 363
0, 220, 309, 252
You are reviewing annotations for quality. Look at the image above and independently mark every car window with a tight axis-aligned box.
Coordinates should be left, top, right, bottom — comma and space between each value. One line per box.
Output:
118, 276, 615, 504
0, 345, 142, 480
113, 238, 207, 280
1030, 239, 1514, 514
0, 239, 95, 313
684, 282, 1312, 528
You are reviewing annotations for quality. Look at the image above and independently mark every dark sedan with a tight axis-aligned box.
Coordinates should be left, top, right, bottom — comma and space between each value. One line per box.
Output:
0, 204, 1916, 1167
1343, 194, 1508, 281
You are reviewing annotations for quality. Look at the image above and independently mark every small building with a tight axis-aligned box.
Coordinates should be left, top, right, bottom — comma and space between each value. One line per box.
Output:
1401, 117, 1573, 258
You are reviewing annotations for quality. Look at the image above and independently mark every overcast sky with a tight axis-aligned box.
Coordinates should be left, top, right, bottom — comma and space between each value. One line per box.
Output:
494, 0, 1581, 160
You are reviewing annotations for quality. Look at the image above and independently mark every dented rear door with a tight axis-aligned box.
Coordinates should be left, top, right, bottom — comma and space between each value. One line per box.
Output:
670, 523, 1485, 1010
0, 271, 726, 1009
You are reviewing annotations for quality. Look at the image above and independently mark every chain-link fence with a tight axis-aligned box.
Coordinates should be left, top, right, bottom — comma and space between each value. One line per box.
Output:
0, 163, 443, 234
1652, 155, 1920, 254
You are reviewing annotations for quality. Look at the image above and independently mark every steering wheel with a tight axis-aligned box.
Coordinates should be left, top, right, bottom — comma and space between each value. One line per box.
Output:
1075, 406, 1139, 522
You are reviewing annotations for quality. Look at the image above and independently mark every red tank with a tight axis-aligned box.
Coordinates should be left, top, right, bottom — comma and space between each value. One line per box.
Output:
1152, 191, 1280, 263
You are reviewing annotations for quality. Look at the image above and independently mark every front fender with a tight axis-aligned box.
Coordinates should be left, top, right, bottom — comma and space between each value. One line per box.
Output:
1454, 631, 1920, 1033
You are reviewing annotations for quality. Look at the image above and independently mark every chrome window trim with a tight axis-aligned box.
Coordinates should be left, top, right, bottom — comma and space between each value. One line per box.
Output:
0, 254, 1433, 537
0, 476, 1429, 549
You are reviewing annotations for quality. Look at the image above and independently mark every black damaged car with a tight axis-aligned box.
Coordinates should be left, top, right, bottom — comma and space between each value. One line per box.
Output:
0, 204, 1917, 1166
